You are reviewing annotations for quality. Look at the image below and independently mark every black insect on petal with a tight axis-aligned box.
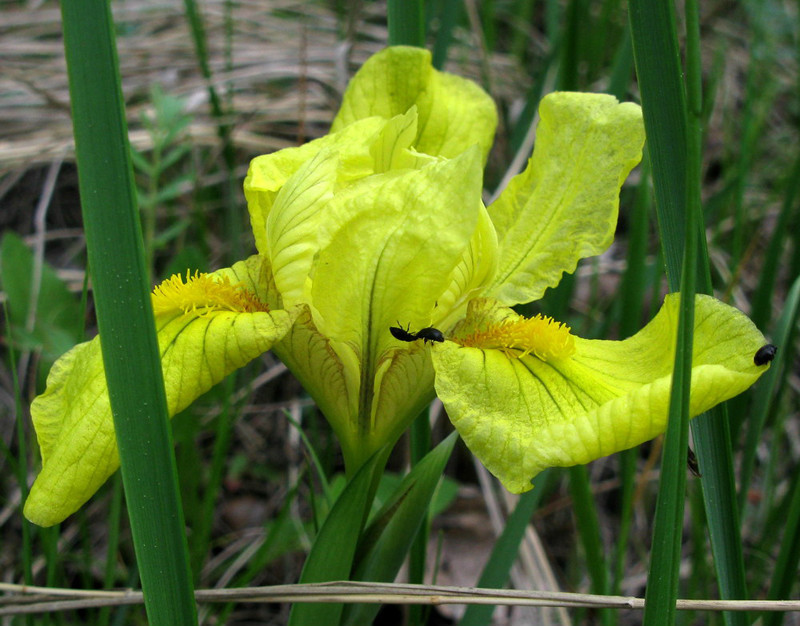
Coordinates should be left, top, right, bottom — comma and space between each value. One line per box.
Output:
754, 344, 777, 366
390, 323, 416, 342
389, 324, 444, 344
415, 327, 444, 344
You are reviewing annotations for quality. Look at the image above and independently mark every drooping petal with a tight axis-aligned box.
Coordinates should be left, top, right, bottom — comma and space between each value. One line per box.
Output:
24, 257, 294, 526
432, 294, 770, 493
332, 46, 498, 162
484, 92, 645, 306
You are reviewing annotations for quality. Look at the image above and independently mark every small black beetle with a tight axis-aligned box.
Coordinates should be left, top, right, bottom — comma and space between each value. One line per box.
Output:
414, 327, 445, 344
754, 344, 777, 366
389, 323, 444, 345
389, 323, 416, 342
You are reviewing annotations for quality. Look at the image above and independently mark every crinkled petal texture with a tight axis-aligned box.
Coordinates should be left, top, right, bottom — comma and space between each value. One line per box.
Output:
332, 46, 498, 162
24, 257, 293, 526
244, 116, 388, 258
265, 142, 485, 467
246, 98, 497, 470
432, 294, 770, 493
485, 92, 645, 306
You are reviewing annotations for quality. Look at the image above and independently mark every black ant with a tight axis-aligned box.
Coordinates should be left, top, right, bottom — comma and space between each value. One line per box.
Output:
390, 323, 444, 344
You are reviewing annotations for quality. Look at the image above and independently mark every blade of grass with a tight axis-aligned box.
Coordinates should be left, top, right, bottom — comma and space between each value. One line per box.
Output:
181, 0, 241, 263
98, 473, 124, 626
431, 0, 462, 69
764, 466, 800, 626
287, 448, 387, 626
630, 0, 697, 622
741, 276, 800, 513
569, 465, 615, 626
388, 0, 425, 47
59, 2, 196, 624
631, 2, 750, 625
3, 301, 33, 591
683, 5, 749, 618
342, 433, 459, 626
628, 1, 687, 286
750, 153, 800, 331
407, 409, 432, 626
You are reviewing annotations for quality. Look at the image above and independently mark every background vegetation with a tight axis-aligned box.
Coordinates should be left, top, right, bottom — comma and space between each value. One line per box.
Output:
1, 0, 798, 624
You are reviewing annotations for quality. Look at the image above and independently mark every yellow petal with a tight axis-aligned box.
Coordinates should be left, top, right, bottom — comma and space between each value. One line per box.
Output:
310, 148, 484, 359
244, 117, 387, 256
332, 46, 497, 162
485, 92, 645, 306
24, 257, 293, 526
432, 294, 770, 493
261, 108, 434, 307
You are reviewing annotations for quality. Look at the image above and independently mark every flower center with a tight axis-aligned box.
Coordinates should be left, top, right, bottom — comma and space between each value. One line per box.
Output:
456, 313, 575, 361
152, 271, 270, 315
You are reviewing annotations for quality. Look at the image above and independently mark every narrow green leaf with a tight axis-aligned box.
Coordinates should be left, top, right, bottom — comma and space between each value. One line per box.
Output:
765, 428, 800, 626
408, 410, 433, 626
59, 1, 196, 624
750, 153, 800, 330
630, 0, 698, 622
341, 433, 459, 626
388, 0, 425, 47
628, 0, 687, 288
3, 301, 33, 589
740, 276, 800, 512
570, 465, 614, 626
431, 0, 462, 69
288, 449, 387, 626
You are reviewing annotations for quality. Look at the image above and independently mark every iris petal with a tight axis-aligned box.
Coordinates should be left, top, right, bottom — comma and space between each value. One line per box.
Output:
332, 46, 498, 162
486, 92, 645, 306
24, 257, 293, 526
432, 294, 769, 493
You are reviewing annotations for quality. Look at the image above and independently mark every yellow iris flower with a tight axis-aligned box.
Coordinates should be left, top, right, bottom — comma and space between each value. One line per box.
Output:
24, 47, 770, 526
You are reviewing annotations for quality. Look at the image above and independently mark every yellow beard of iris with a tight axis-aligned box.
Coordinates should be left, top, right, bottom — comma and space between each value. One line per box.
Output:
152, 271, 270, 316
455, 313, 575, 361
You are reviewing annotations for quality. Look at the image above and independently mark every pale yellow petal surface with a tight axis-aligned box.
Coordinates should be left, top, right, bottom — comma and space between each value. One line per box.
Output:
432, 294, 769, 493
435, 203, 499, 332
307, 148, 483, 451
263, 110, 430, 307
485, 92, 645, 306
332, 46, 497, 162
244, 117, 386, 256
311, 148, 483, 360
24, 260, 293, 526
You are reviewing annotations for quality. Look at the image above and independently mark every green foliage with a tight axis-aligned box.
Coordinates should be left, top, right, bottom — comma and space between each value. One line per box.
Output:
131, 85, 195, 272
0, 231, 82, 363
3, 0, 798, 624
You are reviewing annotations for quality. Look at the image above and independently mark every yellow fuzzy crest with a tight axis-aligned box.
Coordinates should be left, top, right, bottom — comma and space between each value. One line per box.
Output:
458, 314, 575, 361
152, 271, 269, 315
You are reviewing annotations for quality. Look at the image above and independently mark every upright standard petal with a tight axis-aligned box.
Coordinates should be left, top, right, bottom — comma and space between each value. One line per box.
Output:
261, 109, 431, 307
244, 117, 387, 256
24, 257, 293, 526
432, 295, 770, 493
308, 148, 485, 459
485, 92, 645, 306
332, 46, 498, 162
